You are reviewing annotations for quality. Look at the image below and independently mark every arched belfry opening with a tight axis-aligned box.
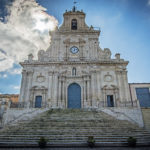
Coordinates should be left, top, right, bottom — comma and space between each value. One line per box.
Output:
71, 19, 77, 30
68, 83, 81, 108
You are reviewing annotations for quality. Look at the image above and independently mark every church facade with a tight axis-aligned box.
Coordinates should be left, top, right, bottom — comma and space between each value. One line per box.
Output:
19, 8, 137, 109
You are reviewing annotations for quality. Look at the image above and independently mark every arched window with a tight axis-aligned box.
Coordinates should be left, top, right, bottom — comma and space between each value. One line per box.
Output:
71, 19, 77, 30
72, 67, 76, 76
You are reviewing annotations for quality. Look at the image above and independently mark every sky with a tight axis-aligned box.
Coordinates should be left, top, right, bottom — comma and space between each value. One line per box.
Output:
0, 0, 150, 94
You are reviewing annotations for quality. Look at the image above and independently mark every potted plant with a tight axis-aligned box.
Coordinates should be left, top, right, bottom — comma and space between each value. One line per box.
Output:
38, 137, 48, 148
127, 136, 137, 147
87, 136, 95, 148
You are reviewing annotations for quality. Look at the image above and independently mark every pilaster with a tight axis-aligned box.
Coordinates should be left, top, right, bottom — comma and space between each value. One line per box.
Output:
25, 71, 33, 107
19, 70, 27, 102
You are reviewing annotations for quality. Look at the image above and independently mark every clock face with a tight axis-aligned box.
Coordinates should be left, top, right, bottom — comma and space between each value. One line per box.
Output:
70, 46, 79, 54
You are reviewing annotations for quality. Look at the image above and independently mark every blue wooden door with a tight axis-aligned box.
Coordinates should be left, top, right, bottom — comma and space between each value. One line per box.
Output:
68, 83, 81, 108
107, 95, 114, 107
136, 88, 150, 107
35, 96, 42, 108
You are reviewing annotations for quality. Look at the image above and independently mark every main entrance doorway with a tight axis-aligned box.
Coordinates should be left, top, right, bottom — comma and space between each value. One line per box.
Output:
68, 83, 81, 108
35, 96, 42, 108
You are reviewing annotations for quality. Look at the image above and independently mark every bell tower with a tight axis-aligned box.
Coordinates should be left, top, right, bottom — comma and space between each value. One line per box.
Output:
59, 7, 89, 32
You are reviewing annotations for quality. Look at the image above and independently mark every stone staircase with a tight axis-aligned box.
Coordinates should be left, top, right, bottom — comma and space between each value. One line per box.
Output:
0, 109, 150, 147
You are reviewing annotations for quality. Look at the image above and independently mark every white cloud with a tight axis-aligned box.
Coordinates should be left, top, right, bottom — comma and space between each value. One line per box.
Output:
13, 86, 20, 90
8, 68, 22, 75
0, 74, 8, 78
0, 0, 58, 72
3, 74, 8, 78
148, 0, 150, 6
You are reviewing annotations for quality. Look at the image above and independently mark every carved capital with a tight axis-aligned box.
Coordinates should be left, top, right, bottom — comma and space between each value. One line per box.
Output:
48, 71, 53, 76
27, 71, 33, 76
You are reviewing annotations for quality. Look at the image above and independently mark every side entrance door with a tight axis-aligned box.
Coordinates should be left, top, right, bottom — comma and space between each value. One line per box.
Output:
35, 96, 42, 108
107, 95, 114, 107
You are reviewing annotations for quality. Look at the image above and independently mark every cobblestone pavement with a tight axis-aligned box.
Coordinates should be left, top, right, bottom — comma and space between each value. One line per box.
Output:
1, 147, 150, 150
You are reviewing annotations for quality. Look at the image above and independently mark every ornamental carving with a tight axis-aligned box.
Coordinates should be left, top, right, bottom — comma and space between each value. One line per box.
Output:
98, 48, 112, 60
36, 73, 45, 83
104, 72, 113, 82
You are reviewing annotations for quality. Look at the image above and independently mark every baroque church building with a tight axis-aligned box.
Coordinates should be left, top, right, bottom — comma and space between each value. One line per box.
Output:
19, 7, 137, 109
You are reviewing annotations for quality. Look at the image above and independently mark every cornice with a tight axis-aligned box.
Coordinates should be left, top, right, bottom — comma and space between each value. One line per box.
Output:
20, 60, 129, 67
58, 30, 100, 35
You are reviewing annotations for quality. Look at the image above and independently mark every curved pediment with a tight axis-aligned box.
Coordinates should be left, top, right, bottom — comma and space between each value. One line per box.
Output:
31, 86, 47, 90
102, 85, 118, 90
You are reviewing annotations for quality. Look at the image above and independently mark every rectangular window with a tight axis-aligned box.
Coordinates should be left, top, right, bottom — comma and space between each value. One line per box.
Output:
136, 88, 150, 107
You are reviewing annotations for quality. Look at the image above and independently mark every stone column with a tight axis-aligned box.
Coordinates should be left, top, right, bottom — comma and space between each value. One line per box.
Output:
53, 72, 58, 107
64, 45, 69, 61
94, 71, 99, 107
123, 71, 131, 101
83, 77, 86, 108
48, 72, 53, 107
48, 72, 53, 100
51, 72, 54, 107
94, 41, 98, 59
42, 90, 45, 108
93, 71, 98, 107
62, 77, 66, 108
19, 70, 27, 103
79, 45, 83, 59
97, 71, 101, 107
64, 78, 68, 108
116, 71, 123, 103
45, 89, 48, 108
87, 76, 90, 106
61, 80, 63, 108
91, 72, 95, 107
82, 79, 84, 108
120, 72, 126, 104
58, 76, 61, 107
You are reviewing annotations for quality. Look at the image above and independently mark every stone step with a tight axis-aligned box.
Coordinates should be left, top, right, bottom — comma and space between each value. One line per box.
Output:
2, 130, 149, 134
3, 125, 142, 128
1, 125, 142, 128
30, 121, 132, 125
2, 130, 149, 133
0, 109, 150, 146
0, 137, 149, 142
1, 130, 149, 133
0, 134, 150, 137
0, 138, 148, 142
1, 129, 149, 133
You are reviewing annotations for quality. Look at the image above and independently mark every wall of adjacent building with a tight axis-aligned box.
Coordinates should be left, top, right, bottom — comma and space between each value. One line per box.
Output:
129, 83, 150, 101
129, 83, 150, 130
0, 94, 19, 108
141, 108, 150, 131
129, 83, 150, 107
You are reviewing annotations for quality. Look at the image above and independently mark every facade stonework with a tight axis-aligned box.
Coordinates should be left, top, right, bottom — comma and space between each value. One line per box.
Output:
19, 9, 136, 109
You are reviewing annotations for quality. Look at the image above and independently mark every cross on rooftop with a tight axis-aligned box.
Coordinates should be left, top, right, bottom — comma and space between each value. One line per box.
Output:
74, 0, 77, 6
73, 0, 78, 12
